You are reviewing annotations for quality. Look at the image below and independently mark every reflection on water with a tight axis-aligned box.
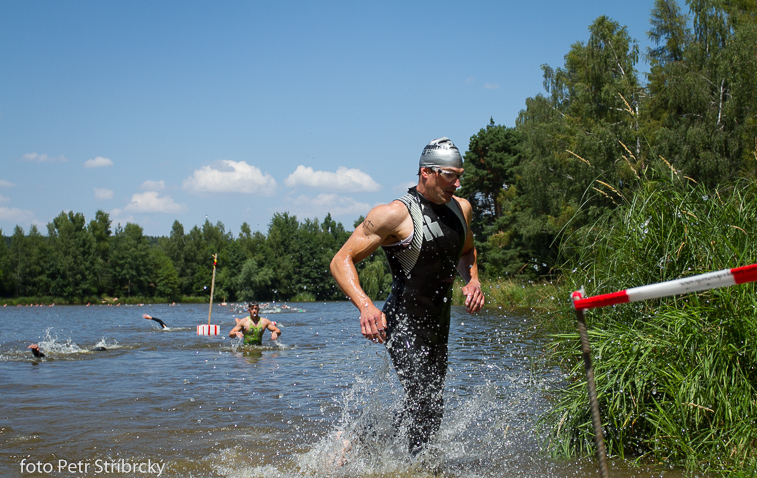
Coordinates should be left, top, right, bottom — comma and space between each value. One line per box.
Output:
0, 303, 688, 477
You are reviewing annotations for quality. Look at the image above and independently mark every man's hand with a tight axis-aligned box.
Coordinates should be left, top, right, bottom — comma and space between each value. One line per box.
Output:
360, 303, 387, 344
462, 280, 485, 313
233, 318, 245, 339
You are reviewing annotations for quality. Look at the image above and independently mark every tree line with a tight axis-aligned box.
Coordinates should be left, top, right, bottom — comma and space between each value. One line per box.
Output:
0, 211, 396, 303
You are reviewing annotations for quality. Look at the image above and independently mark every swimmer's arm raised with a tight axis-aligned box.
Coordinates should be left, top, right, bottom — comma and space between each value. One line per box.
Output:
28, 344, 45, 358
143, 314, 168, 328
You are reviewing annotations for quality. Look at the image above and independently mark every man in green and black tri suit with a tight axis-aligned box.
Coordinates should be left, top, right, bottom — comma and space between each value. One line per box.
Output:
330, 137, 485, 454
228, 302, 281, 345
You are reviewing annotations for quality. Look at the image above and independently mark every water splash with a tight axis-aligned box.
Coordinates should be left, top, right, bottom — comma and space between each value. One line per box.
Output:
218, 344, 566, 477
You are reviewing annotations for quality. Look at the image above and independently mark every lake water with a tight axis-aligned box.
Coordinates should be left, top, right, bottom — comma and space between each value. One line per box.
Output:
0, 302, 688, 477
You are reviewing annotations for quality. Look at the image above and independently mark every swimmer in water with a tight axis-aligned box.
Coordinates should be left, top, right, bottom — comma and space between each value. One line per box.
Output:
142, 314, 168, 329
28, 343, 45, 358
28, 343, 107, 357
228, 302, 281, 345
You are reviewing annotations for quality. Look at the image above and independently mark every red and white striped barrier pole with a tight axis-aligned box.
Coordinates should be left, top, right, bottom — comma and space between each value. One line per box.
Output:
573, 263, 757, 311
570, 263, 757, 478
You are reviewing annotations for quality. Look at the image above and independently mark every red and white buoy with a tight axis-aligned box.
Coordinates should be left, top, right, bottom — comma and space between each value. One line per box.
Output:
197, 324, 220, 335
198, 254, 220, 336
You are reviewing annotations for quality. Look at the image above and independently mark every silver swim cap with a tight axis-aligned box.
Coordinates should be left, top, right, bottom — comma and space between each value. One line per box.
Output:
419, 137, 463, 168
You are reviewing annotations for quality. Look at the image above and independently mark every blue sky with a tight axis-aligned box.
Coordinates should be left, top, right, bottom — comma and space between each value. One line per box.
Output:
1, 0, 658, 238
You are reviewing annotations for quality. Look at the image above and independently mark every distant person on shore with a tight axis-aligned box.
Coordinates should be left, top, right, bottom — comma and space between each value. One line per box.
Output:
229, 302, 281, 345
143, 314, 169, 329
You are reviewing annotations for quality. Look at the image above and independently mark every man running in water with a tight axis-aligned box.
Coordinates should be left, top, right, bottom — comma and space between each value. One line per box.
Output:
228, 302, 281, 345
330, 137, 485, 454
143, 314, 168, 329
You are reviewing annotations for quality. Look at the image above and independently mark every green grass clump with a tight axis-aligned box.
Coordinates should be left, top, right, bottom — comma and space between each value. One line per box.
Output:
453, 277, 564, 312
543, 172, 757, 474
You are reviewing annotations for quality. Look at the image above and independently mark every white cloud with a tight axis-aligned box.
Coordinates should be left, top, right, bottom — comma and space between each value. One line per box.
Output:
0, 206, 34, 222
123, 191, 185, 214
283, 193, 372, 218
284, 166, 380, 192
0, 180, 15, 187
182, 160, 277, 195
84, 156, 114, 168
140, 180, 165, 191
94, 188, 114, 200
23, 153, 68, 163
483, 83, 500, 90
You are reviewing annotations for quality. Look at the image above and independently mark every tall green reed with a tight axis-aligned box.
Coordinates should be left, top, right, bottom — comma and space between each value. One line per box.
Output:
544, 171, 757, 474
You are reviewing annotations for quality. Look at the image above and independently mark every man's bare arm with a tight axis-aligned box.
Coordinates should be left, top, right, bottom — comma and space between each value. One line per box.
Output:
454, 197, 485, 313
229, 318, 245, 338
330, 202, 409, 342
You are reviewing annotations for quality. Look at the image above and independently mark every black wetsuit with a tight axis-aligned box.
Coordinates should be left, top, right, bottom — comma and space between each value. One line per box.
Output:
30, 346, 105, 357
382, 186, 467, 453
148, 317, 168, 328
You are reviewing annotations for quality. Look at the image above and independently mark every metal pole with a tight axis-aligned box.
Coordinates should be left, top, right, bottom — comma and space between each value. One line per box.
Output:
207, 254, 217, 326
